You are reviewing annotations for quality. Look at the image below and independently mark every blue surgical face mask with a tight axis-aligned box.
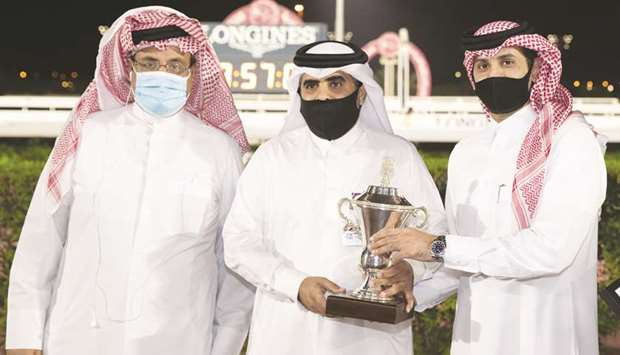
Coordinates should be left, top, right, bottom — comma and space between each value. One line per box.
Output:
133, 71, 189, 118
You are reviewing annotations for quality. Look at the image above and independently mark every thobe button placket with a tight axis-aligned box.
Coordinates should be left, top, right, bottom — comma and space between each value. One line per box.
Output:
133, 128, 157, 248
324, 154, 341, 193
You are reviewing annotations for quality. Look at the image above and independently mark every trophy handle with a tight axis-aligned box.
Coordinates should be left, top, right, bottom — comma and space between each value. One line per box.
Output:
412, 206, 428, 229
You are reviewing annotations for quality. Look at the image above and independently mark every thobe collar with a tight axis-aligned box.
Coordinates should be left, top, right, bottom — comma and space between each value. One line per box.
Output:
489, 103, 537, 149
307, 119, 364, 157
128, 102, 185, 130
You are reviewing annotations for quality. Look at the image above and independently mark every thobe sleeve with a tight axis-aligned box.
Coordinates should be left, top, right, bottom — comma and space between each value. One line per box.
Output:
413, 184, 460, 311
6, 157, 72, 350
413, 267, 460, 312
442, 125, 607, 279
404, 144, 448, 285
211, 144, 256, 355
223, 146, 308, 304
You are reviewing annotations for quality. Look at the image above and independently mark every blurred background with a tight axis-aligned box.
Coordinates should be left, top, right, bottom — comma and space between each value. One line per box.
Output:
1, 0, 618, 97
0, 0, 619, 354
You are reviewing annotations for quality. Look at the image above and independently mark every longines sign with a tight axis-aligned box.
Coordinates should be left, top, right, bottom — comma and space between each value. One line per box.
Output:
204, 23, 324, 58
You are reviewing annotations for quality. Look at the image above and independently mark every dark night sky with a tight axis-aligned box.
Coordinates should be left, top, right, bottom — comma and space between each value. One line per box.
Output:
0, 0, 618, 96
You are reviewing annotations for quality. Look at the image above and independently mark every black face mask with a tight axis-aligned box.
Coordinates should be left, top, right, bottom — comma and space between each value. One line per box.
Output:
299, 88, 361, 141
474, 68, 532, 114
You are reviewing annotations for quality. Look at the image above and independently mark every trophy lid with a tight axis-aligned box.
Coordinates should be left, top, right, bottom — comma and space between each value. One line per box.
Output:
354, 158, 411, 206
355, 185, 412, 206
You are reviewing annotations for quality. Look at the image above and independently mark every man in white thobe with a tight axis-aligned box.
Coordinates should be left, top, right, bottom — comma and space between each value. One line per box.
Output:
369, 21, 607, 355
6, 7, 254, 355
223, 40, 446, 355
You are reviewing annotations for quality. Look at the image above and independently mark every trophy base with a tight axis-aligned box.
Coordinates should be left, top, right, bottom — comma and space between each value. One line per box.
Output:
326, 292, 414, 324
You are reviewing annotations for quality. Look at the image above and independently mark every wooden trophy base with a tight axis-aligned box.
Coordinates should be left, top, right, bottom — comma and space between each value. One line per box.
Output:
326, 292, 414, 324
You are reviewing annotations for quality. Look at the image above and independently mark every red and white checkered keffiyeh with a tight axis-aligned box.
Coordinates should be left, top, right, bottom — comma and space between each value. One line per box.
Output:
463, 20, 574, 229
47, 6, 249, 202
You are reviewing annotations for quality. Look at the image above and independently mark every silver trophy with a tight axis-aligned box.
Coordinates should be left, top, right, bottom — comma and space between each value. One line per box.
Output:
326, 158, 428, 323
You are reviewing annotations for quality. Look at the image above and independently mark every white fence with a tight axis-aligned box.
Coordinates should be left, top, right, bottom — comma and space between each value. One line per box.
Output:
1, 95, 619, 144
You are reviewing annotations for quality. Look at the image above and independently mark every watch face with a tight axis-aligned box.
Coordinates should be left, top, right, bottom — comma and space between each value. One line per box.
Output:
431, 240, 446, 257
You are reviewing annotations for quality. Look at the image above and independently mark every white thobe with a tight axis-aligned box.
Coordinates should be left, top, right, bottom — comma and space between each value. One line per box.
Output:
6, 104, 255, 355
414, 104, 607, 355
223, 122, 447, 355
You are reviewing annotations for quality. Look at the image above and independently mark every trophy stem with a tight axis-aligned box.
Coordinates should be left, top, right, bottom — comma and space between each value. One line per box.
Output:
352, 268, 395, 303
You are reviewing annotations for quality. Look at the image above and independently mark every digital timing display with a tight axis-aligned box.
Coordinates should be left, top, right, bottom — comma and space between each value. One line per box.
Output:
202, 22, 328, 93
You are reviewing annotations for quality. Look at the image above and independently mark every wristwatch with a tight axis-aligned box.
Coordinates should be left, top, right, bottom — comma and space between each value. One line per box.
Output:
430, 235, 447, 261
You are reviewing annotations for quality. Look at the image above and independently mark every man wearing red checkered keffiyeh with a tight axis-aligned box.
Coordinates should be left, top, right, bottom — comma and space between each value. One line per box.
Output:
6, 7, 253, 355
368, 21, 607, 355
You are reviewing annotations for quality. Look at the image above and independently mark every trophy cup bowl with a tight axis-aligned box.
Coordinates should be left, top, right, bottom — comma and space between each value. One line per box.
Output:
326, 185, 428, 324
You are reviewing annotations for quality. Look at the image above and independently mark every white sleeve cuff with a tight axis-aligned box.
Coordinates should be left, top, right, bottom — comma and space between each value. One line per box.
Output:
412, 267, 460, 312
406, 259, 441, 285
413, 280, 454, 312
272, 265, 308, 303
443, 234, 488, 274
5, 308, 45, 350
